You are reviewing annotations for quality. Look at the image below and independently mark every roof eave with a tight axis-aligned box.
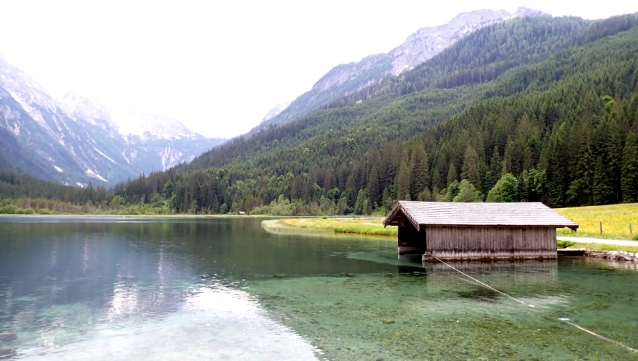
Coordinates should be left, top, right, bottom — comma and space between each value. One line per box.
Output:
383, 201, 420, 231
414, 223, 580, 229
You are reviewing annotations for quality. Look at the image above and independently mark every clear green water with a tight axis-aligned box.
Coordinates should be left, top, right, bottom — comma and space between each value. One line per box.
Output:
0, 217, 637, 360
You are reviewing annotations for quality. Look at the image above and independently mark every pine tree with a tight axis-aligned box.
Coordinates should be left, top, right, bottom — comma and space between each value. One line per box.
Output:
461, 145, 480, 186
163, 180, 175, 198
593, 156, 615, 205
354, 189, 369, 215
606, 114, 624, 202
380, 144, 398, 191
368, 166, 381, 207
489, 145, 502, 181
621, 132, 638, 202
211, 194, 220, 214
447, 162, 458, 186
396, 161, 411, 201
567, 134, 594, 206
431, 165, 442, 190
545, 126, 569, 207
382, 187, 394, 211
409, 143, 429, 199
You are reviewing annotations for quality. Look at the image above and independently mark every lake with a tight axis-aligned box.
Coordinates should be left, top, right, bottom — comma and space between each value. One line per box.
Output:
0, 217, 637, 360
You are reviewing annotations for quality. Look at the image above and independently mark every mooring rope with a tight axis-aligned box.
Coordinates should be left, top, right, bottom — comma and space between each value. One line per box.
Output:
558, 318, 638, 355
424, 252, 638, 355
424, 252, 535, 308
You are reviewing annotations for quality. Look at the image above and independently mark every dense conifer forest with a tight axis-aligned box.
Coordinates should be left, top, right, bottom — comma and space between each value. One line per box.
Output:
1, 14, 638, 215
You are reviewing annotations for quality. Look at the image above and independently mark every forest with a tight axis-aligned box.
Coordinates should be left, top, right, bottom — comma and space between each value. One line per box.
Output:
1, 14, 637, 215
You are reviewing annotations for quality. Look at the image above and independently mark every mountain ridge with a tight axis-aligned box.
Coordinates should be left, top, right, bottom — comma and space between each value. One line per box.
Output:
248, 7, 549, 136
0, 56, 225, 185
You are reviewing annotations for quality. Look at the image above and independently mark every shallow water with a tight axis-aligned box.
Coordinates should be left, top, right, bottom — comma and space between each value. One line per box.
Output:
0, 217, 637, 360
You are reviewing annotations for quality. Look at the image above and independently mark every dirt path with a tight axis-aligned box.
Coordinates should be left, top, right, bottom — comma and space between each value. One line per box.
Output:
557, 236, 638, 247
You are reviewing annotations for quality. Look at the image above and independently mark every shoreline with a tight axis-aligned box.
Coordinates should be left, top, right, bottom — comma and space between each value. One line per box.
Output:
275, 217, 397, 237
274, 218, 638, 259
0, 213, 279, 219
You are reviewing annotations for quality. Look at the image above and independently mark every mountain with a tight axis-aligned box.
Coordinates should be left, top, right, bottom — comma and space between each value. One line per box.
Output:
130, 12, 636, 215
260, 102, 290, 124
108, 107, 202, 141
0, 56, 225, 185
4, 11, 638, 216
248, 7, 548, 135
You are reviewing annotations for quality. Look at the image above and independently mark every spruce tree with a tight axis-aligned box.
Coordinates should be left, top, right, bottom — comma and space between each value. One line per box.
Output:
368, 166, 381, 207
447, 162, 458, 186
621, 132, 638, 202
396, 161, 411, 201
461, 145, 480, 186
593, 156, 615, 205
409, 143, 429, 199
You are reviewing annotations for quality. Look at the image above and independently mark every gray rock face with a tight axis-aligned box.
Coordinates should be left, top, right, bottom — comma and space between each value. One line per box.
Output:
388, 7, 547, 76
0, 56, 225, 186
250, 7, 549, 135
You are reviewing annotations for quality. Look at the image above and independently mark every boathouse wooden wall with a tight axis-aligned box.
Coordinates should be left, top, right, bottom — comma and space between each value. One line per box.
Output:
424, 226, 557, 260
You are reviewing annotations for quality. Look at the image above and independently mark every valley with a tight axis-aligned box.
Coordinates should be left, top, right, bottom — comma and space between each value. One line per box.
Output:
1, 10, 637, 220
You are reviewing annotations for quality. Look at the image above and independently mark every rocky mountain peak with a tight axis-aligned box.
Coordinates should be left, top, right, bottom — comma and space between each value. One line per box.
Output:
0, 55, 226, 185
388, 8, 550, 75
251, 8, 548, 135
109, 107, 201, 141
261, 102, 291, 122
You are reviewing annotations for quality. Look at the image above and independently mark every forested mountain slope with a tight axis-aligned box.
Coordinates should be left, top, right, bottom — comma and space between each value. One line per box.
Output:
248, 8, 547, 136
3, 13, 638, 216
186, 14, 636, 173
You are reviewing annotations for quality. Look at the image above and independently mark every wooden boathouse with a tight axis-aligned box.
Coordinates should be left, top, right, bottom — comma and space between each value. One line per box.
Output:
383, 201, 579, 261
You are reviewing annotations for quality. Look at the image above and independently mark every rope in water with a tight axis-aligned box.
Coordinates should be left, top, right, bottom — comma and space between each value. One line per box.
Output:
424, 252, 535, 308
558, 318, 638, 354
424, 252, 638, 355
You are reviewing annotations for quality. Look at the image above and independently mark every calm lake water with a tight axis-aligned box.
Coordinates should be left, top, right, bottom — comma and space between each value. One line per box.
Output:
0, 216, 637, 360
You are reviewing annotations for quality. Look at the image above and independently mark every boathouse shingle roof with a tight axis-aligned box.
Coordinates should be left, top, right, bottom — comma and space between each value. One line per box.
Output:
383, 201, 579, 231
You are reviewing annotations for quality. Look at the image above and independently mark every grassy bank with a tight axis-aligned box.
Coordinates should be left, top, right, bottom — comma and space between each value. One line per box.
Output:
570, 242, 638, 253
280, 203, 638, 252
555, 203, 638, 240
278, 217, 397, 237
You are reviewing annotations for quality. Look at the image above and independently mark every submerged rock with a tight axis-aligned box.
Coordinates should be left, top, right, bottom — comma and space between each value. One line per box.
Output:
273, 274, 286, 279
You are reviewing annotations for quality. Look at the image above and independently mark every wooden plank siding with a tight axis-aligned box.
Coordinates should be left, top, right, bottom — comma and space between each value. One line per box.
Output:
384, 201, 578, 261
424, 226, 557, 261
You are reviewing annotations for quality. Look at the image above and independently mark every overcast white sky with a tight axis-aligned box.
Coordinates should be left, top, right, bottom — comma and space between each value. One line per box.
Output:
1, 1, 637, 138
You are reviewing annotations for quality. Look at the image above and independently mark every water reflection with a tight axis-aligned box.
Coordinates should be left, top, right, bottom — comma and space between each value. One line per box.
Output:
0, 217, 318, 360
19, 286, 317, 361
2, 217, 637, 360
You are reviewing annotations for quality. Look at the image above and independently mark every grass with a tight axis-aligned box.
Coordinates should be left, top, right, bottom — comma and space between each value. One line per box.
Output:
279, 203, 638, 252
555, 203, 638, 240
278, 217, 397, 237
570, 242, 638, 253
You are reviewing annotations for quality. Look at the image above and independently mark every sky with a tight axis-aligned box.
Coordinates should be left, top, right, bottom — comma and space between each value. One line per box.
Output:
1, 1, 637, 139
